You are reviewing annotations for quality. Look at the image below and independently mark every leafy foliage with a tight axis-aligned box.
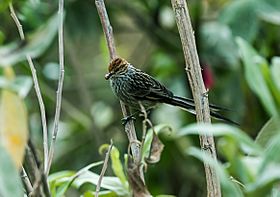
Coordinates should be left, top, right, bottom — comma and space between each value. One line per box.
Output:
0, 0, 280, 196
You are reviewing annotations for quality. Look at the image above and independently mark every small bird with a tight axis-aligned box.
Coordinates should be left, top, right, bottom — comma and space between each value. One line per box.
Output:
105, 57, 237, 125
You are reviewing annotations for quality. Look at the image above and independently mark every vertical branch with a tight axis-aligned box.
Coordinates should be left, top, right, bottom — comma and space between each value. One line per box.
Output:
46, 0, 65, 175
95, 0, 141, 164
170, 0, 221, 196
9, 3, 49, 173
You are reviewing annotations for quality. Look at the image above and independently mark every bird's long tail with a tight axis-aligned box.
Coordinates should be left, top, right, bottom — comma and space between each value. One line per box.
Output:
163, 95, 239, 125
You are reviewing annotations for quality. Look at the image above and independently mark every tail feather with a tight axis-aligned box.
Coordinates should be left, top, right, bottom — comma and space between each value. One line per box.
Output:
163, 96, 239, 125
173, 96, 231, 112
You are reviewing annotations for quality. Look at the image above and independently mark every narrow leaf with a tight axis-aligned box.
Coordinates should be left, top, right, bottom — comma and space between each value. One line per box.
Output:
237, 37, 278, 116
255, 117, 280, 149
177, 123, 261, 155
188, 147, 243, 197
110, 146, 128, 188
0, 67, 28, 168
0, 14, 59, 66
0, 144, 24, 197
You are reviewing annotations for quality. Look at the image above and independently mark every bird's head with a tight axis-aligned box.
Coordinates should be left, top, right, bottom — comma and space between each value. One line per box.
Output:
105, 57, 128, 80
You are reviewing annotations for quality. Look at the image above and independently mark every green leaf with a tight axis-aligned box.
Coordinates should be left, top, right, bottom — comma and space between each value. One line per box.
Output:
43, 62, 60, 80
255, 117, 280, 149
219, 0, 260, 42
218, 137, 255, 184
267, 57, 280, 106
110, 147, 128, 189
188, 147, 243, 197
258, 1, 280, 25
0, 13, 59, 66
271, 57, 280, 91
236, 37, 278, 116
0, 0, 11, 12
10, 76, 33, 98
0, 76, 33, 98
83, 190, 118, 197
246, 164, 280, 196
0, 68, 29, 169
57, 162, 103, 197
177, 123, 262, 155
91, 102, 114, 129
200, 22, 239, 67
247, 132, 280, 195
48, 162, 103, 197
48, 170, 75, 197
0, 30, 4, 44
259, 132, 280, 172
145, 130, 164, 164
241, 156, 262, 180
73, 172, 129, 196
0, 144, 24, 197
142, 124, 172, 162
48, 170, 75, 183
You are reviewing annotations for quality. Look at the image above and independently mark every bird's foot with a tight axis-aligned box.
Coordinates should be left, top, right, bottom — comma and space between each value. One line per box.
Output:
121, 115, 136, 125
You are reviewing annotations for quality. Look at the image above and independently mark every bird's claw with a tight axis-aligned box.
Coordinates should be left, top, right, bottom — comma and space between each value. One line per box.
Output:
121, 115, 136, 125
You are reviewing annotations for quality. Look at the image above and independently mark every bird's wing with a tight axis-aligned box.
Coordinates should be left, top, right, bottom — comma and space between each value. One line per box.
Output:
126, 71, 173, 101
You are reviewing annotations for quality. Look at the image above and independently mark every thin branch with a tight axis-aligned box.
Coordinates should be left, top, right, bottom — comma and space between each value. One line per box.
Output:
95, 140, 113, 197
95, 0, 116, 59
95, 0, 141, 164
26, 55, 49, 171
138, 102, 149, 146
9, 2, 49, 175
24, 143, 51, 197
46, 0, 65, 175
171, 0, 221, 196
31, 166, 51, 197
21, 166, 33, 195
9, 3, 25, 40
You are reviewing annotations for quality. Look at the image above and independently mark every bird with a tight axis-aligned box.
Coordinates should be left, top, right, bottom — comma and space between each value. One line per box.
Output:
105, 57, 238, 125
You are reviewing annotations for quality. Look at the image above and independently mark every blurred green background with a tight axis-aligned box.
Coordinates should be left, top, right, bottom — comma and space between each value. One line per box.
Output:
0, 0, 280, 196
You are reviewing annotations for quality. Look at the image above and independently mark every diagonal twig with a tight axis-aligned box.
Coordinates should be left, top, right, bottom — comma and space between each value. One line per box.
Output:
26, 55, 49, 171
21, 166, 33, 195
9, 2, 49, 175
9, 3, 25, 40
95, 140, 113, 197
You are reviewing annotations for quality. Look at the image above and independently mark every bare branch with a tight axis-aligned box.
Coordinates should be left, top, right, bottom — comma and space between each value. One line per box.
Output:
171, 0, 221, 196
9, 3, 25, 40
9, 2, 49, 174
24, 142, 51, 197
95, 140, 113, 197
21, 166, 33, 195
95, 0, 117, 59
138, 102, 149, 147
26, 55, 49, 171
46, 0, 65, 175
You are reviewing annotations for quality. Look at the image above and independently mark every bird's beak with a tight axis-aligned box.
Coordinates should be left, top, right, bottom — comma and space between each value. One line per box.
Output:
105, 72, 113, 80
